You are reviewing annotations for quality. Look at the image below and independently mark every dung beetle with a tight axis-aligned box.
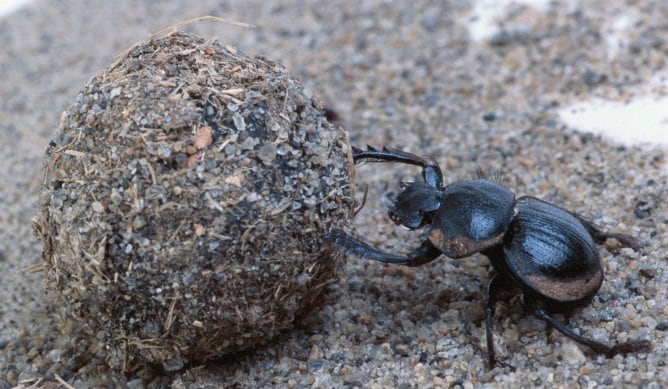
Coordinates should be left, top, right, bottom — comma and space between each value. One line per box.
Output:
328, 145, 651, 368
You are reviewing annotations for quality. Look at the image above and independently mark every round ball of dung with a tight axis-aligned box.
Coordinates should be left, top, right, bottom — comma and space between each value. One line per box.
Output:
33, 31, 355, 371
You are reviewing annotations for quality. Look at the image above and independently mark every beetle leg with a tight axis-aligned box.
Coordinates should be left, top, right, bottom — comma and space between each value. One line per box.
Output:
485, 273, 517, 370
530, 303, 651, 357
325, 229, 441, 267
352, 145, 443, 189
574, 214, 643, 251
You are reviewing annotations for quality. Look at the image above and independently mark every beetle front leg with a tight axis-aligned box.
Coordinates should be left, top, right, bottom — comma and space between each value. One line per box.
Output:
326, 229, 441, 267
352, 145, 443, 189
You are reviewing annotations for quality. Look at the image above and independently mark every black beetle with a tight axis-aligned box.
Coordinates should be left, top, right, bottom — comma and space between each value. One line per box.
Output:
328, 145, 651, 368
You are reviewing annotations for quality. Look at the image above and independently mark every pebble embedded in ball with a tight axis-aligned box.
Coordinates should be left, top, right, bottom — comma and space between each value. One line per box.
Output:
33, 32, 354, 371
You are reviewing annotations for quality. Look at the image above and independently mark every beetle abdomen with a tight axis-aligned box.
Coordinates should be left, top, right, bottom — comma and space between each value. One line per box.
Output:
502, 196, 603, 305
430, 179, 515, 258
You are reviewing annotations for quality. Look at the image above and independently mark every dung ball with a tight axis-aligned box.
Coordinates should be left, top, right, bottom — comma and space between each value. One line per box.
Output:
33, 32, 355, 371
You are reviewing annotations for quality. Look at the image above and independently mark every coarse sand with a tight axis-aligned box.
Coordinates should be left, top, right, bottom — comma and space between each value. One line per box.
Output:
1, 1, 667, 387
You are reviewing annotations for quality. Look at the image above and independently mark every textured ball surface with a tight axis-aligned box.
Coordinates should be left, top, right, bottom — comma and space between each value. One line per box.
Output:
33, 32, 354, 371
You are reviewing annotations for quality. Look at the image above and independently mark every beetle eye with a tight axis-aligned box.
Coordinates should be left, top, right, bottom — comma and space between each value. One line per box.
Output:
387, 209, 403, 225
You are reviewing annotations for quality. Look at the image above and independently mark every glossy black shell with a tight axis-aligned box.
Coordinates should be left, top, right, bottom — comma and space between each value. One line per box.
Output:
495, 196, 603, 306
429, 179, 515, 258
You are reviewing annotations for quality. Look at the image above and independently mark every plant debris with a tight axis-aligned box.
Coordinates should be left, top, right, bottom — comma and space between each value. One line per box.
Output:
33, 31, 355, 371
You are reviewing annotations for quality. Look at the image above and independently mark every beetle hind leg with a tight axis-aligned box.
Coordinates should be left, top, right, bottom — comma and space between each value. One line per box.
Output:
574, 215, 644, 251
532, 305, 651, 357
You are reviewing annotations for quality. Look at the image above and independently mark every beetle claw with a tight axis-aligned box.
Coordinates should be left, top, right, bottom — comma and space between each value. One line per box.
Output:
609, 339, 652, 356
609, 233, 644, 252
490, 356, 516, 372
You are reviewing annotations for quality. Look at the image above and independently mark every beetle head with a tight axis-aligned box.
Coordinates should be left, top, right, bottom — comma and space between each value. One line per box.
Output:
388, 182, 442, 229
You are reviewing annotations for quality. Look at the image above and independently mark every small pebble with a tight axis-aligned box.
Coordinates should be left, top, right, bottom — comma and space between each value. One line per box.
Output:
91, 201, 104, 213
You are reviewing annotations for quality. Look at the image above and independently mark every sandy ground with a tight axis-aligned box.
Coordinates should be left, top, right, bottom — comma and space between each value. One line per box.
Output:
1, 0, 667, 387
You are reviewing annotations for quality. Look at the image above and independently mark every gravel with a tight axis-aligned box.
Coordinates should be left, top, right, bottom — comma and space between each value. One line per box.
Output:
1, 0, 667, 387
